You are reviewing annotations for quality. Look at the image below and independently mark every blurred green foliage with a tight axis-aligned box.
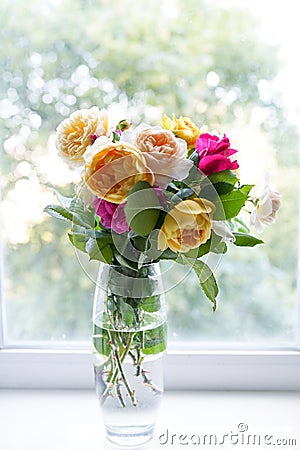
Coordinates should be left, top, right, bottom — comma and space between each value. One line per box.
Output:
0, 0, 298, 346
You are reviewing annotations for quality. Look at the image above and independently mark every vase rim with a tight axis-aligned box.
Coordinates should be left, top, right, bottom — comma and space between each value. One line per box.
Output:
101, 261, 159, 269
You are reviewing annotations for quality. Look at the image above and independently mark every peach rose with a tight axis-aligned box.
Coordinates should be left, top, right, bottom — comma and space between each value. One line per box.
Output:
84, 140, 154, 204
161, 114, 201, 149
136, 125, 181, 155
158, 198, 215, 253
122, 124, 193, 187
56, 107, 109, 165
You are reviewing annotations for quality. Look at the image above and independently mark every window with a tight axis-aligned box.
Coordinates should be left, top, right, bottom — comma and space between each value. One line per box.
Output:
1, 0, 300, 389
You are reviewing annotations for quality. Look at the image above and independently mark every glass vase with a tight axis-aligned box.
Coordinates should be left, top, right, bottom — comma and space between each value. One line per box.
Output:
93, 262, 167, 447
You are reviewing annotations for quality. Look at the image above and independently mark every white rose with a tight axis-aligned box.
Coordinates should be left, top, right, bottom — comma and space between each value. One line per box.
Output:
212, 220, 236, 242
250, 182, 281, 233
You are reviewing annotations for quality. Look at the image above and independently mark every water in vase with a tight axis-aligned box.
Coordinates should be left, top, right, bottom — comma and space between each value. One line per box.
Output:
93, 322, 166, 446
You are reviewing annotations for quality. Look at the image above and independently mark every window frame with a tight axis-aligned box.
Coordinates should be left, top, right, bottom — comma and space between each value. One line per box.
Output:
0, 245, 5, 350
1, 348, 300, 390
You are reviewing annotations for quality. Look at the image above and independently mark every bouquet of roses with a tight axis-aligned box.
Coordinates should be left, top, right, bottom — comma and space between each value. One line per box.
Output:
45, 107, 281, 310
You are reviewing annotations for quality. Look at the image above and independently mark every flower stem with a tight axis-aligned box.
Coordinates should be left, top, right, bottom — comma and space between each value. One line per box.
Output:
112, 335, 137, 407
127, 346, 162, 394
100, 331, 135, 406
115, 380, 126, 408
141, 369, 163, 394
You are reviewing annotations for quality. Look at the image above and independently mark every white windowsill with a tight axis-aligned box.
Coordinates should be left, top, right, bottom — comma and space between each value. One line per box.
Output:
0, 389, 299, 449
1, 348, 300, 390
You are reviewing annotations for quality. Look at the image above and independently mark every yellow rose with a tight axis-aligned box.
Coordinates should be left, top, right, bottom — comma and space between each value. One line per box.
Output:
84, 141, 154, 204
56, 107, 109, 165
158, 198, 215, 253
161, 114, 201, 149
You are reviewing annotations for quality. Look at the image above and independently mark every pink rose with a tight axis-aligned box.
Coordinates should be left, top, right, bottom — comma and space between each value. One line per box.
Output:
93, 198, 129, 234
195, 133, 239, 176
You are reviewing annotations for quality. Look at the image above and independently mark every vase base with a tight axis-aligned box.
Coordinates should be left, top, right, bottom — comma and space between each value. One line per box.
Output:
106, 424, 155, 447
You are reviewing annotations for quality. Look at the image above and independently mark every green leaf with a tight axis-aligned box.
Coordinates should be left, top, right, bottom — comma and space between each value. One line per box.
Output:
125, 181, 163, 236
97, 234, 113, 248
197, 238, 227, 257
183, 247, 199, 258
44, 204, 94, 229
86, 237, 113, 263
112, 130, 121, 141
160, 248, 178, 260
119, 299, 135, 327
212, 182, 237, 195
68, 232, 89, 253
44, 204, 74, 222
69, 230, 114, 255
214, 189, 248, 220
100, 245, 114, 264
189, 150, 200, 166
170, 187, 196, 204
142, 323, 167, 355
93, 325, 111, 357
233, 232, 263, 247
140, 295, 161, 312
94, 229, 113, 240
239, 184, 254, 196
142, 341, 166, 355
136, 229, 166, 261
69, 197, 95, 228
114, 252, 139, 271
112, 233, 143, 266
208, 170, 238, 196
132, 236, 149, 252
208, 170, 238, 186
190, 260, 219, 311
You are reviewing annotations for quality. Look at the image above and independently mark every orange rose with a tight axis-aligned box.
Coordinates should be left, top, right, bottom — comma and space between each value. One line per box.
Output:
84, 140, 154, 204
